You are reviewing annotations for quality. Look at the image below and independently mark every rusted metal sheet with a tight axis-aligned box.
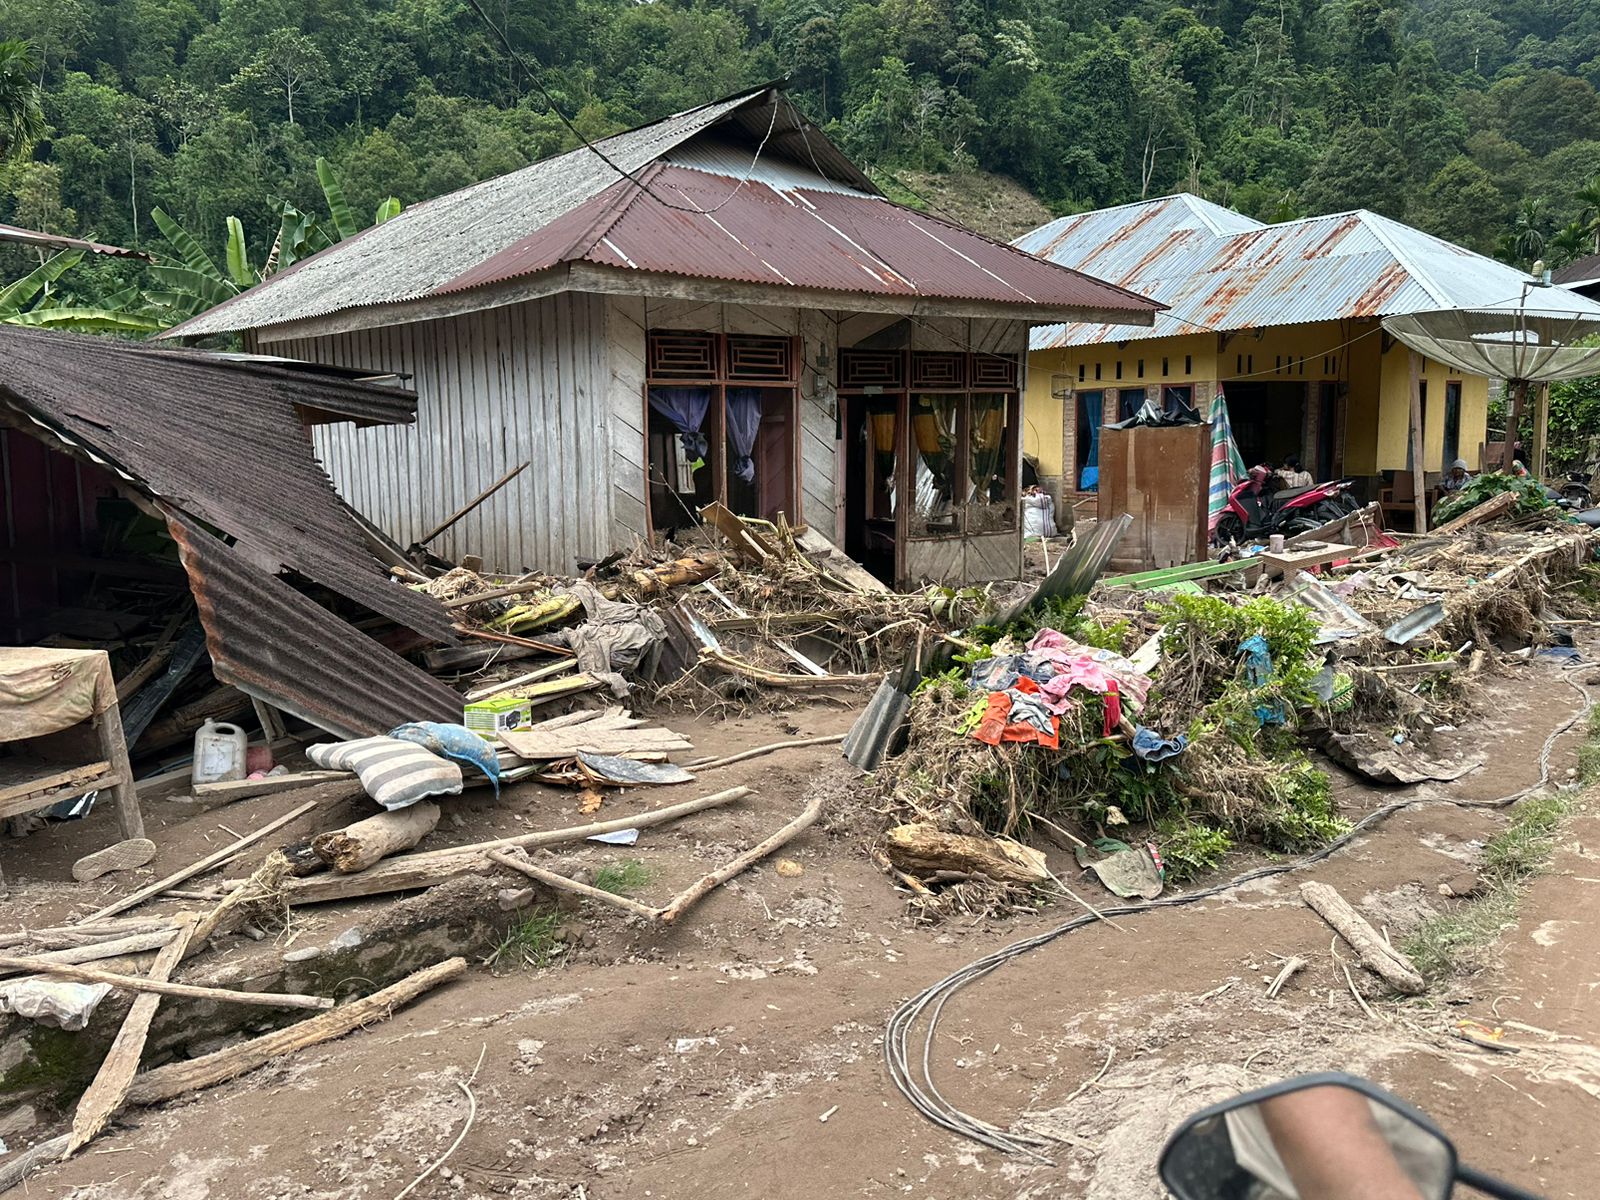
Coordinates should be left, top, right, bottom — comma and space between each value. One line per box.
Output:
0, 325, 453, 642
437, 164, 1154, 315
0, 222, 150, 259
167, 512, 462, 739
1020, 197, 1556, 349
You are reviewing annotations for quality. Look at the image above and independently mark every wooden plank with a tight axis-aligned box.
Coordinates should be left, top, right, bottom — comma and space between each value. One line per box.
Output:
1431, 488, 1517, 534
1257, 541, 1356, 580
1408, 350, 1428, 534
0, 770, 121, 822
190, 770, 355, 802
0, 760, 110, 806
0, 955, 333, 1009
500, 711, 693, 760
63, 917, 196, 1156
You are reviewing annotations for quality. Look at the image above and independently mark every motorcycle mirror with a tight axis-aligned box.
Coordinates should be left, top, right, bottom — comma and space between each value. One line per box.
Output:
1159, 1073, 1457, 1200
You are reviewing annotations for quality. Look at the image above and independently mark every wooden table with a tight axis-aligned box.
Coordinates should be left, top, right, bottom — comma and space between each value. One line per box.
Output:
0, 648, 143, 838
1257, 541, 1357, 581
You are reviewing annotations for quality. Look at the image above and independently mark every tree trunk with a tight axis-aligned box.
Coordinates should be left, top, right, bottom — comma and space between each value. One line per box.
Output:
312, 802, 441, 873
883, 824, 1050, 886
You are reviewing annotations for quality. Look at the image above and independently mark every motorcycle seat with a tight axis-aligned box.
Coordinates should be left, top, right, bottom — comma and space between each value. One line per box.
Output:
1271, 485, 1318, 501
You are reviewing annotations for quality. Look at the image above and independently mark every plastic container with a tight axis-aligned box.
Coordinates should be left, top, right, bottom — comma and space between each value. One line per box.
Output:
192, 720, 248, 784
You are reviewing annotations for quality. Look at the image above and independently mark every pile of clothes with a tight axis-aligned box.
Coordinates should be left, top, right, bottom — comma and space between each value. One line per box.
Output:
967, 629, 1153, 748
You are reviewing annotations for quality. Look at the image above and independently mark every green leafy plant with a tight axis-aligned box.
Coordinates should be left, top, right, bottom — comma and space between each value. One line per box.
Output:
485, 909, 563, 970
1432, 471, 1551, 525
0, 249, 161, 333
1154, 818, 1233, 881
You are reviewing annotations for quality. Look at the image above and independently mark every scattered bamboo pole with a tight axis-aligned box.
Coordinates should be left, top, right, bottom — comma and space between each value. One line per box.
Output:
0, 956, 333, 1010
658, 796, 824, 925
0, 919, 174, 952
64, 916, 197, 1157
126, 958, 467, 1105
84, 801, 320, 922
485, 850, 663, 921
1265, 956, 1307, 999
698, 647, 877, 689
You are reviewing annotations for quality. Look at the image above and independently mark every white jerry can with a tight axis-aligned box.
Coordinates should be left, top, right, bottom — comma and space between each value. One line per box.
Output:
192, 719, 248, 784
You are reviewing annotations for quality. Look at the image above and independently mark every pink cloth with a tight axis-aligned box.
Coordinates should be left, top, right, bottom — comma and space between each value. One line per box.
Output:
1026, 628, 1152, 712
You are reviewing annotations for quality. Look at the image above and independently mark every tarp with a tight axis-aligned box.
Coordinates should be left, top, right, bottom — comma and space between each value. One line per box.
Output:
1206, 391, 1246, 534
0, 648, 112, 743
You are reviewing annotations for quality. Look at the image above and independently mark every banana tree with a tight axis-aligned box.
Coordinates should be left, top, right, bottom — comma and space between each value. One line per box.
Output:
0, 250, 163, 333
270, 157, 401, 272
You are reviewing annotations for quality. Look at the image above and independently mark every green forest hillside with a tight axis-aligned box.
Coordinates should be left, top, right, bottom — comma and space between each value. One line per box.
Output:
6, 0, 1600, 276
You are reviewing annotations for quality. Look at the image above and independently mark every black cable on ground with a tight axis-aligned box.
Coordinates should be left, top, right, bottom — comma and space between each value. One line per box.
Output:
884, 673, 1594, 1158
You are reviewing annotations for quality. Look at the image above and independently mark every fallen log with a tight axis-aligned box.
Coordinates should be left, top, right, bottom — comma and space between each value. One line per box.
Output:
127, 957, 467, 1105
691, 733, 847, 771
1300, 881, 1425, 995
883, 824, 1051, 888
1431, 488, 1518, 535
0, 955, 334, 1010
84, 800, 321, 922
313, 802, 440, 873
698, 647, 878, 689
658, 796, 825, 924
64, 917, 196, 1157
263, 787, 752, 905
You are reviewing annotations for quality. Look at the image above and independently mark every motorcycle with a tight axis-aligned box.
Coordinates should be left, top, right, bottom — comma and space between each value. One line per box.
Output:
1160, 1072, 1540, 1199
1214, 471, 1360, 545
1557, 469, 1592, 508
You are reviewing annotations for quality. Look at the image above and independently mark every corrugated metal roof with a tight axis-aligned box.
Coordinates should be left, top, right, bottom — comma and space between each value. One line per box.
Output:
1553, 252, 1600, 287
169, 86, 1156, 336
145, 345, 418, 426
168, 87, 875, 338
1017, 194, 1589, 347
0, 325, 453, 643
168, 511, 462, 739
437, 163, 1156, 315
0, 222, 151, 260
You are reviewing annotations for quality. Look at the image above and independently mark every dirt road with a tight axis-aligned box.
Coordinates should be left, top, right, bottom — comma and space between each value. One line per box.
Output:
7, 662, 1597, 1199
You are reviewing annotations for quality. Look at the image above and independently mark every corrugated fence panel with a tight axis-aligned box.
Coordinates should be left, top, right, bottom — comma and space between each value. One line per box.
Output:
288, 293, 612, 574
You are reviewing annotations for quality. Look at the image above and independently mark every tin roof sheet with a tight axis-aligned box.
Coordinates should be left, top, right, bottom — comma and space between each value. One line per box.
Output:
168, 512, 462, 739
438, 163, 1155, 316
0, 325, 453, 643
0, 222, 151, 260
1017, 194, 1590, 348
169, 87, 1155, 336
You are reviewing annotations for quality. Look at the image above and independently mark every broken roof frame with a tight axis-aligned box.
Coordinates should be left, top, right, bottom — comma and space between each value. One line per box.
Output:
0, 325, 459, 738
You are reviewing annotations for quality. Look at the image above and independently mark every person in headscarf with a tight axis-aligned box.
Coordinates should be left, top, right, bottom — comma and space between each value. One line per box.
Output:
1439, 458, 1471, 494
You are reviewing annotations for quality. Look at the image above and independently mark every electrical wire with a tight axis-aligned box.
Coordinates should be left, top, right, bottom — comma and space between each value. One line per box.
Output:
460, 0, 782, 218
884, 671, 1595, 1158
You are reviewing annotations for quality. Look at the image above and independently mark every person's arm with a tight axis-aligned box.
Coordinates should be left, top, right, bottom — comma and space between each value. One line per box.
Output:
1257, 1089, 1426, 1200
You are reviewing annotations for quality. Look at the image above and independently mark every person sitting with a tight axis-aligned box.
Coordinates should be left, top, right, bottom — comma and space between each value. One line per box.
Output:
1278, 456, 1314, 490
1439, 458, 1471, 494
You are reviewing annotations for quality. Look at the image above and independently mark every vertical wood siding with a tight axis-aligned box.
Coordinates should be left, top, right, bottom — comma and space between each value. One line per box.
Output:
272, 292, 611, 574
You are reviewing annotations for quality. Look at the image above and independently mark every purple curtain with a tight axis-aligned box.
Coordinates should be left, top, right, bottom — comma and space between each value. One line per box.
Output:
648, 386, 711, 460
726, 388, 763, 483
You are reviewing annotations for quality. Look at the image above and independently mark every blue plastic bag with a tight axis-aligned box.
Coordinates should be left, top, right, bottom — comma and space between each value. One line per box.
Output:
390, 722, 501, 794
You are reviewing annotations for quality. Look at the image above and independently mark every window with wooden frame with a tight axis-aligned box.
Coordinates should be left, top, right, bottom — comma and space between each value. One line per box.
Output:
837, 349, 1022, 538
644, 330, 800, 535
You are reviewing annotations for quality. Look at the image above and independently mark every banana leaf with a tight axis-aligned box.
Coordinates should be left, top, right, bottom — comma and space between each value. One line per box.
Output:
151, 207, 223, 278
374, 196, 402, 225
317, 157, 358, 239
224, 216, 254, 286
2, 305, 165, 333
489, 594, 583, 634
148, 263, 239, 309
0, 249, 84, 315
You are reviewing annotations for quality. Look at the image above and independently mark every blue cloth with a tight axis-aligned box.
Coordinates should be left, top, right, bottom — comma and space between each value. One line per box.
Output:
1131, 726, 1189, 762
1238, 634, 1285, 726
390, 722, 501, 794
726, 388, 762, 483
648, 386, 711, 461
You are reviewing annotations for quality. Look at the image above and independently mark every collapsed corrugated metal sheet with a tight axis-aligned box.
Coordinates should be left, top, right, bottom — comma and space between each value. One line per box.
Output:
436, 163, 1153, 315
0, 325, 453, 643
0, 221, 151, 260
167, 511, 462, 738
166, 86, 1158, 337
1017, 193, 1596, 348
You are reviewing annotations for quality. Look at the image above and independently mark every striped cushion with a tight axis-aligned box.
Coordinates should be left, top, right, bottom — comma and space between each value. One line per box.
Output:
307, 737, 462, 810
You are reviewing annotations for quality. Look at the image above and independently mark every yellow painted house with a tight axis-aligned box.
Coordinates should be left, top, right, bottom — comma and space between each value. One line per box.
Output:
1010, 194, 1556, 505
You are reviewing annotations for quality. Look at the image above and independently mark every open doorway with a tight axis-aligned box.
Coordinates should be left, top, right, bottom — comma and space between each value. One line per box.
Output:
1222, 381, 1306, 470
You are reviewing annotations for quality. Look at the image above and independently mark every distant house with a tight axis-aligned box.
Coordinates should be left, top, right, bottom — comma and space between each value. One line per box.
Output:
1012, 194, 1596, 502
166, 85, 1156, 588
1553, 253, 1600, 300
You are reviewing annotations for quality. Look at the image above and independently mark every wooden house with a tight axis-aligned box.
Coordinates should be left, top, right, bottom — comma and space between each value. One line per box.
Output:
166, 86, 1156, 588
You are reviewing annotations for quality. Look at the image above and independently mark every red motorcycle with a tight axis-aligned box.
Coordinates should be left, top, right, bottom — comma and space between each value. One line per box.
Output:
1214, 467, 1359, 544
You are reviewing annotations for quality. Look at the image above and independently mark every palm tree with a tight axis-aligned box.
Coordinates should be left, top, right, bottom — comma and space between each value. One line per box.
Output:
1548, 221, 1590, 269
1576, 175, 1600, 253
1510, 198, 1546, 265
0, 40, 45, 162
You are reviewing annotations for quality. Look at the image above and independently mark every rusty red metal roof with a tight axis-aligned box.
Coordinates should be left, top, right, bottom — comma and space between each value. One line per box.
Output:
168, 512, 462, 739
439, 163, 1155, 317
0, 325, 453, 644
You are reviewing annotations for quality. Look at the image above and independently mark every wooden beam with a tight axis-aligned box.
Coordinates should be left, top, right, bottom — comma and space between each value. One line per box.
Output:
190, 770, 354, 803
416, 461, 529, 547
1407, 350, 1428, 534
0, 955, 333, 1009
1532, 381, 1550, 480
